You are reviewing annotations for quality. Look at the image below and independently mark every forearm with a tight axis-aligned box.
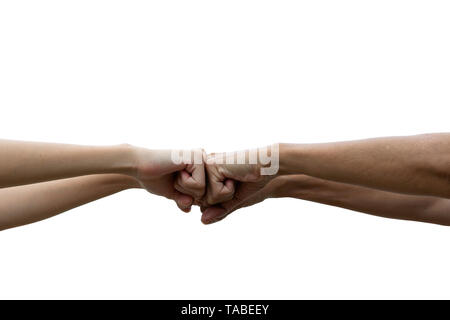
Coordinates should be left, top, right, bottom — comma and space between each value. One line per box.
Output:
0, 174, 140, 231
273, 175, 450, 225
0, 140, 136, 188
279, 133, 450, 198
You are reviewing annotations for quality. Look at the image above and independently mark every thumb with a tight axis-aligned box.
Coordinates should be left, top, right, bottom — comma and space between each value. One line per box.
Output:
201, 206, 228, 224
201, 186, 270, 224
201, 196, 240, 224
173, 191, 194, 213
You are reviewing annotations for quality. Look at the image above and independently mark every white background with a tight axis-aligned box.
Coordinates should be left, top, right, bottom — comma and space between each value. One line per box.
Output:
0, 0, 449, 299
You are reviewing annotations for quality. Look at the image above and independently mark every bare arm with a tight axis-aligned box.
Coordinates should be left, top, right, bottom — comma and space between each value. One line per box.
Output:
0, 174, 140, 231
0, 140, 135, 188
273, 175, 450, 226
279, 133, 450, 199
201, 137, 450, 225
202, 174, 450, 225
0, 140, 205, 229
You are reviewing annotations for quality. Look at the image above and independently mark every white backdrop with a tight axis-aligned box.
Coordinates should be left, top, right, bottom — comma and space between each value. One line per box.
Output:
0, 0, 449, 299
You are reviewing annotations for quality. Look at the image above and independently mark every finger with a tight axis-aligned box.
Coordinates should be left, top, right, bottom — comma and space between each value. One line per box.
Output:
173, 191, 193, 213
204, 153, 243, 205
175, 170, 205, 199
201, 185, 267, 224
175, 149, 206, 199
201, 196, 253, 224
174, 172, 194, 194
205, 178, 235, 205
176, 202, 191, 213
201, 206, 228, 224
205, 155, 235, 205
187, 149, 206, 185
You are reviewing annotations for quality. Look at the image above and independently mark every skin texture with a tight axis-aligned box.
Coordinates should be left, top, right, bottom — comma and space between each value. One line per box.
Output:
278, 133, 450, 198
1, 133, 450, 230
203, 174, 450, 226
201, 134, 450, 224
131, 147, 205, 212
0, 174, 139, 231
0, 140, 204, 230
200, 150, 274, 224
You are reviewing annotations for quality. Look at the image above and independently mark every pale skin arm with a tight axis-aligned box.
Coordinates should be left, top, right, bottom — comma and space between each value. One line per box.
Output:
0, 140, 205, 230
279, 133, 450, 199
0, 140, 136, 188
0, 174, 140, 231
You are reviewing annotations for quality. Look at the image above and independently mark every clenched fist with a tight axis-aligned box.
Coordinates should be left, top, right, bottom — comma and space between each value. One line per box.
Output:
131, 147, 206, 213
131, 145, 279, 223
200, 147, 280, 224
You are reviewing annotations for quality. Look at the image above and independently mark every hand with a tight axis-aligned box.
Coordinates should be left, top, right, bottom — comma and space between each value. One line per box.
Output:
201, 176, 291, 224
131, 146, 206, 212
200, 149, 278, 224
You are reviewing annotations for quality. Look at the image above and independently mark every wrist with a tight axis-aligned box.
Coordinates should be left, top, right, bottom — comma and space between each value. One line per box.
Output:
114, 143, 139, 177
266, 174, 317, 198
255, 143, 284, 178
278, 143, 309, 176
265, 175, 295, 198
99, 174, 142, 191
120, 175, 142, 189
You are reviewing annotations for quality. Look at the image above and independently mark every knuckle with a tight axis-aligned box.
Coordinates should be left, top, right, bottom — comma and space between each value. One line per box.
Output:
223, 194, 234, 203
174, 183, 183, 193
206, 194, 215, 205
193, 189, 205, 198
183, 181, 205, 194
221, 187, 234, 198
191, 180, 204, 189
207, 193, 219, 205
